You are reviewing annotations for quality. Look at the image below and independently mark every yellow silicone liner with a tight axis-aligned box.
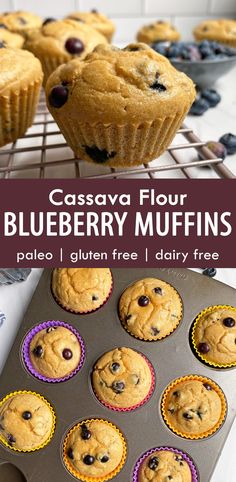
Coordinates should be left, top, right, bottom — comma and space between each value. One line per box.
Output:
191, 305, 236, 368
161, 375, 227, 440
63, 418, 127, 482
0, 390, 56, 453
120, 279, 183, 342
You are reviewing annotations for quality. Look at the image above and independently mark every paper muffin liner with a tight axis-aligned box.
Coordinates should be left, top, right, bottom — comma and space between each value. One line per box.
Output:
63, 418, 127, 482
0, 77, 42, 148
0, 390, 56, 453
22, 320, 86, 383
191, 305, 236, 369
120, 281, 183, 342
161, 374, 227, 440
50, 107, 190, 167
132, 446, 199, 482
92, 353, 156, 412
39, 54, 68, 86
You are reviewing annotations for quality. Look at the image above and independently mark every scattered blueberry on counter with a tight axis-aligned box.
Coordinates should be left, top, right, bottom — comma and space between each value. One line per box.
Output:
189, 97, 210, 116
219, 133, 236, 155
202, 268, 217, 278
201, 89, 221, 107
198, 141, 227, 161
151, 40, 236, 61
189, 88, 221, 116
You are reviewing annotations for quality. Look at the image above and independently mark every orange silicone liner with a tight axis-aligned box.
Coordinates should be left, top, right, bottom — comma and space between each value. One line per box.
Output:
0, 390, 56, 452
161, 375, 227, 440
191, 305, 236, 368
63, 418, 127, 482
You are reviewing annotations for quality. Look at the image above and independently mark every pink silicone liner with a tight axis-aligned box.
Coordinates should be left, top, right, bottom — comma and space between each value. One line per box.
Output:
22, 320, 85, 383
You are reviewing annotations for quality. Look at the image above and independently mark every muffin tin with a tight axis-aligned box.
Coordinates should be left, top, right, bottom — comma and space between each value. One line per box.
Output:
0, 268, 236, 482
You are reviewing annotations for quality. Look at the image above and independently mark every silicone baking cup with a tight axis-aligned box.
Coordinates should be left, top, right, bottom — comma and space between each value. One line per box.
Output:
191, 305, 236, 369
22, 320, 86, 383
63, 418, 127, 482
133, 446, 199, 482
161, 375, 227, 440
0, 390, 56, 452
92, 353, 156, 412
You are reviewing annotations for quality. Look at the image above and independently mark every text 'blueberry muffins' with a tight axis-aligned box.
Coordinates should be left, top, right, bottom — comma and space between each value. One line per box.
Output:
52, 268, 112, 313
194, 19, 236, 48
0, 47, 43, 147
63, 419, 127, 481
92, 347, 155, 411
119, 278, 183, 341
137, 21, 181, 44
0, 391, 56, 452
191, 305, 236, 368
0, 11, 42, 37
66, 10, 115, 42
161, 375, 227, 440
46, 42, 196, 167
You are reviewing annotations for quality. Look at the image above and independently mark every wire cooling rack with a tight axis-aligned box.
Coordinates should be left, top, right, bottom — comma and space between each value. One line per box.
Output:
0, 92, 235, 179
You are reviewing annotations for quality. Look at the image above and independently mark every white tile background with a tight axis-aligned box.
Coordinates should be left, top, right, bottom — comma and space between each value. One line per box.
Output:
0, 0, 235, 42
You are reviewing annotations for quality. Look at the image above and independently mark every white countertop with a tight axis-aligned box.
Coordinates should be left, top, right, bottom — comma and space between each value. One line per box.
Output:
0, 268, 236, 480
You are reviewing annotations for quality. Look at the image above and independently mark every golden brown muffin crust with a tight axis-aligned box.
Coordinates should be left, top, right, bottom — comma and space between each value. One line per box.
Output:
0, 48, 43, 95
0, 11, 42, 35
66, 11, 115, 41
194, 18, 236, 46
137, 21, 181, 44
0, 28, 24, 48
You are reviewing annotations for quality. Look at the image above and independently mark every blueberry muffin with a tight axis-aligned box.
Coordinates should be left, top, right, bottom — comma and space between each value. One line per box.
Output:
0, 28, 24, 48
0, 47, 43, 147
119, 278, 182, 341
46, 43, 195, 167
29, 325, 82, 380
162, 376, 226, 439
192, 305, 236, 367
137, 21, 181, 44
92, 347, 153, 410
0, 11, 42, 38
66, 10, 115, 42
194, 19, 236, 48
64, 419, 126, 481
52, 268, 112, 313
25, 19, 107, 85
138, 450, 192, 482
0, 391, 55, 451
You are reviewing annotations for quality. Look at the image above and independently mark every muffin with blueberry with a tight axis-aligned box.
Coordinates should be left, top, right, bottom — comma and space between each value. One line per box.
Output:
92, 347, 154, 411
119, 278, 182, 340
161, 375, 227, 440
25, 19, 107, 84
52, 268, 112, 313
137, 21, 181, 44
0, 27, 24, 48
0, 391, 55, 452
63, 419, 126, 481
0, 47, 43, 148
194, 19, 236, 48
137, 449, 195, 482
192, 305, 236, 368
66, 10, 115, 42
46, 43, 195, 167
0, 11, 42, 38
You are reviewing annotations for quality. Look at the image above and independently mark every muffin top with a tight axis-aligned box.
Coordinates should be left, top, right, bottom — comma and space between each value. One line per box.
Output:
29, 325, 81, 379
65, 419, 125, 479
25, 19, 107, 60
52, 268, 112, 312
193, 306, 236, 366
0, 28, 24, 48
119, 278, 182, 340
164, 378, 223, 437
0, 392, 54, 451
46, 43, 195, 124
137, 21, 181, 44
194, 18, 236, 42
0, 11, 42, 35
0, 48, 43, 95
92, 347, 153, 409
138, 450, 192, 482
66, 11, 115, 39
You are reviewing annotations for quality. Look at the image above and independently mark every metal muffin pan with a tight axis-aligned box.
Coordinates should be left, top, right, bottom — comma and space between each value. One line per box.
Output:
0, 268, 236, 482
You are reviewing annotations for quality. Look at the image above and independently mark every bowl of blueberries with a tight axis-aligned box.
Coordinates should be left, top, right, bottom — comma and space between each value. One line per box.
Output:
152, 40, 236, 90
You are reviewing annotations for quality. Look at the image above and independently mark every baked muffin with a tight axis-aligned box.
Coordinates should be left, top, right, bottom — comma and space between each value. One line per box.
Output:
0, 391, 55, 451
194, 19, 236, 48
46, 43, 195, 167
119, 278, 182, 340
192, 305, 236, 367
0, 28, 24, 48
0, 11, 42, 38
66, 10, 115, 42
137, 21, 181, 44
92, 347, 154, 411
0, 47, 43, 148
52, 268, 112, 313
138, 450, 192, 482
63, 419, 126, 481
25, 19, 107, 85
162, 375, 226, 439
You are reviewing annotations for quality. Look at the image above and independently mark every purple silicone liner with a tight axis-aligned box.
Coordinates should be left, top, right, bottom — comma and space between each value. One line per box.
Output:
133, 447, 199, 482
22, 320, 86, 383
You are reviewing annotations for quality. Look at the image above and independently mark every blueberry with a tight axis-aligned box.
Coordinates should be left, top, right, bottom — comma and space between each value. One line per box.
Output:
33, 345, 43, 358
65, 37, 84, 55
153, 287, 162, 295
203, 383, 212, 390
223, 317, 235, 328
202, 268, 217, 277
148, 456, 159, 470
22, 411, 32, 420
151, 42, 168, 56
138, 295, 149, 307
167, 45, 181, 58
83, 455, 95, 465
8, 434, 16, 445
219, 133, 236, 155
62, 348, 73, 360
125, 314, 132, 322
173, 391, 180, 397
101, 455, 109, 463
0, 24, 7, 29
92, 295, 98, 301
81, 424, 91, 440
49, 85, 69, 108
189, 98, 210, 116
46, 326, 56, 333
67, 447, 74, 459
112, 381, 125, 394
183, 412, 193, 420
110, 362, 120, 373
201, 89, 221, 107
151, 327, 160, 336
18, 16, 27, 25
198, 342, 210, 354
198, 141, 227, 162
85, 146, 116, 163
0, 41, 6, 48
43, 17, 56, 26
91, 9, 98, 13
150, 81, 167, 92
